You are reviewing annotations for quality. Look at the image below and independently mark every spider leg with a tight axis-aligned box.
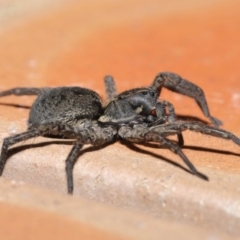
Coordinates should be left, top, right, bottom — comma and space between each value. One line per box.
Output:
150, 101, 184, 146
159, 101, 185, 146
65, 123, 116, 194
65, 142, 83, 194
0, 119, 116, 194
49, 122, 117, 194
146, 132, 207, 179
176, 132, 184, 147
151, 72, 222, 127
104, 75, 118, 102
118, 125, 207, 180
0, 129, 40, 175
158, 100, 176, 123
150, 101, 176, 124
0, 88, 42, 97
159, 121, 240, 146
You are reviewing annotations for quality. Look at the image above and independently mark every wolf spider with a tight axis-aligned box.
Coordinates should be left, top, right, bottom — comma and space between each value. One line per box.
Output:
0, 72, 239, 194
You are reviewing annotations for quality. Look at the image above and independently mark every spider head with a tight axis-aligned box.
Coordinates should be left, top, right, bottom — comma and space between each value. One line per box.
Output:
124, 88, 158, 115
99, 87, 158, 124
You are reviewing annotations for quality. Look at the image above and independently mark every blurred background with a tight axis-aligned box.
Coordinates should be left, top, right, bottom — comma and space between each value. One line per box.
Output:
0, 0, 240, 129
0, 0, 240, 239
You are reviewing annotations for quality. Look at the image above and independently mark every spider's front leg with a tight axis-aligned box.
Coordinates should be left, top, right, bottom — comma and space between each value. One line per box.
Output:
149, 101, 184, 147
145, 132, 208, 180
118, 124, 208, 180
158, 120, 240, 146
151, 72, 222, 127
150, 101, 177, 124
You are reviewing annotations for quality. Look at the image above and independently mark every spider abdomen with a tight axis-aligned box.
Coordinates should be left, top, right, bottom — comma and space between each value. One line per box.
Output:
28, 87, 103, 128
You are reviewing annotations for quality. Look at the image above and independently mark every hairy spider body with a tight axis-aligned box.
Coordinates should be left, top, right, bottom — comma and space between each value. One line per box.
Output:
0, 72, 239, 194
29, 87, 103, 129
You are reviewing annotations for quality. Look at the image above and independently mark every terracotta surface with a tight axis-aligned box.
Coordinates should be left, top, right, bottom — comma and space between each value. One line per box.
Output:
0, 187, 127, 240
1, 178, 235, 240
0, 0, 240, 239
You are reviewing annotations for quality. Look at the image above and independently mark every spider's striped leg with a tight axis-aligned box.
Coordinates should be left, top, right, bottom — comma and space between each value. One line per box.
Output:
151, 101, 184, 147
161, 121, 240, 146
0, 129, 40, 175
119, 125, 208, 180
62, 123, 117, 194
65, 142, 83, 194
151, 72, 222, 127
118, 124, 208, 180
104, 75, 118, 102
145, 132, 207, 180
0, 88, 42, 97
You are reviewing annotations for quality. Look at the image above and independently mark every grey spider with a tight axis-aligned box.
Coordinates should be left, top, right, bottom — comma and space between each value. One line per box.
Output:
0, 72, 239, 194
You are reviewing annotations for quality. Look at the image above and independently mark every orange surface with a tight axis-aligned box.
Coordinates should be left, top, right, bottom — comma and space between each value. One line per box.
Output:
0, 201, 127, 240
0, 0, 240, 239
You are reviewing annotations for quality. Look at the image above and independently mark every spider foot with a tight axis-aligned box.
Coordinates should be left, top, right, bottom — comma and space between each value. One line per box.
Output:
195, 171, 209, 181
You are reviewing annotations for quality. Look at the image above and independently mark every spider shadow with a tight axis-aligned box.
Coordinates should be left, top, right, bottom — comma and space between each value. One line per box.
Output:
0, 102, 31, 109
131, 140, 240, 157
6, 139, 206, 180
120, 140, 208, 180
176, 114, 209, 124
6, 139, 113, 163
121, 139, 240, 181
5, 136, 240, 182
183, 145, 240, 157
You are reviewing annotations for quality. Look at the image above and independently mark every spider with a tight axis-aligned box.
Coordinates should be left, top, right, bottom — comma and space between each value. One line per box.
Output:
0, 72, 239, 194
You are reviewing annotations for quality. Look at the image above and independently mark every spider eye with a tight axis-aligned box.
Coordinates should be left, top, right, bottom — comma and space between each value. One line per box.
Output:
142, 91, 148, 95
150, 91, 155, 97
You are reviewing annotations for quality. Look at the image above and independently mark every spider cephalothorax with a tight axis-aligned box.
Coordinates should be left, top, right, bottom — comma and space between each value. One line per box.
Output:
0, 72, 239, 194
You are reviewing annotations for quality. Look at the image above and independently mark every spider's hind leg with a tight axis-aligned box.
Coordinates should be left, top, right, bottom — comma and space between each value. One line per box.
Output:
0, 88, 42, 97
0, 129, 40, 175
